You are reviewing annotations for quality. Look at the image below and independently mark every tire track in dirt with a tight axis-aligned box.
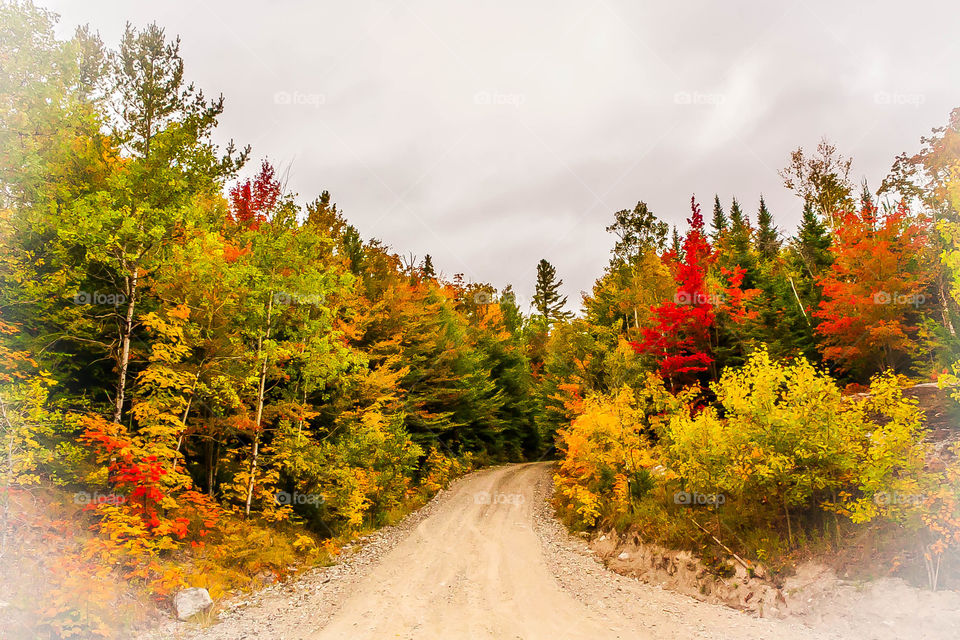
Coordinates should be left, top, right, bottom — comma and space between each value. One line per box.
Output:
152, 463, 837, 640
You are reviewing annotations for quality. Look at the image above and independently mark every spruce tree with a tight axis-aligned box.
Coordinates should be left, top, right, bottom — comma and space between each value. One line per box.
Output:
498, 285, 524, 334
859, 180, 875, 215
421, 254, 436, 278
670, 226, 682, 255
533, 259, 572, 326
795, 199, 833, 280
729, 198, 749, 245
783, 199, 833, 362
710, 194, 728, 243
751, 197, 792, 359
725, 197, 757, 288
756, 196, 780, 261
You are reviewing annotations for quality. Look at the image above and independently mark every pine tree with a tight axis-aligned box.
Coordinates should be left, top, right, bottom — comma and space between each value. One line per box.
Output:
721, 197, 757, 288
710, 194, 728, 243
795, 199, 833, 280
729, 198, 750, 250
756, 196, 780, 261
670, 226, 682, 256
533, 259, 572, 326
421, 254, 436, 278
859, 180, 874, 213
778, 199, 833, 362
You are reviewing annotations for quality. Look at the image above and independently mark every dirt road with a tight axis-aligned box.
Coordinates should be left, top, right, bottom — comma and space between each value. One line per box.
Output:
306, 463, 827, 640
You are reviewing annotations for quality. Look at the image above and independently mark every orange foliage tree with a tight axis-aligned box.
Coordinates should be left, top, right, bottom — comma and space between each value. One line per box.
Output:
815, 201, 931, 377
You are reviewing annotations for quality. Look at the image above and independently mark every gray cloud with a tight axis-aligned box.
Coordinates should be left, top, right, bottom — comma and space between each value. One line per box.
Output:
43, 0, 960, 310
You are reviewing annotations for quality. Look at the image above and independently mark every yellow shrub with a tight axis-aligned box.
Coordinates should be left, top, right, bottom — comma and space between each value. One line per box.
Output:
554, 377, 676, 526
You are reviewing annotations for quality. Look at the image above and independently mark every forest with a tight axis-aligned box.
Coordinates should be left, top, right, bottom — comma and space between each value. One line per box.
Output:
1, 2, 959, 637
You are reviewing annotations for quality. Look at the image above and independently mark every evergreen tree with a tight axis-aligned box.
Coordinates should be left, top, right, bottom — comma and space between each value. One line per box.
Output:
744, 197, 799, 362
781, 199, 834, 362
533, 259, 572, 326
859, 180, 874, 214
341, 225, 365, 275
720, 197, 757, 288
476, 289, 539, 458
498, 285, 524, 334
756, 196, 780, 260
729, 198, 750, 251
421, 254, 436, 278
710, 194, 728, 242
670, 226, 682, 255
795, 199, 833, 280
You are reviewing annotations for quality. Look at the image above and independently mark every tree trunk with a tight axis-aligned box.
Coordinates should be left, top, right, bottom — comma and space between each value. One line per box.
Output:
788, 277, 811, 326
783, 494, 794, 547
938, 277, 956, 337
112, 267, 139, 424
206, 436, 215, 496
244, 292, 274, 517
210, 438, 220, 497
175, 369, 202, 454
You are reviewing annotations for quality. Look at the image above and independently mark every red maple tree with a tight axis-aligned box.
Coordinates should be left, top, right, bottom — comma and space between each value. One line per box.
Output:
633, 197, 715, 385
80, 417, 168, 523
228, 160, 282, 229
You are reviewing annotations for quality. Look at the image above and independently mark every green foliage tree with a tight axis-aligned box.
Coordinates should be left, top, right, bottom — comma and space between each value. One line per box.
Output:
532, 258, 572, 327
779, 139, 855, 226
606, 201, 668, 263
756, 196, 780, 261
710, 194, 728, 243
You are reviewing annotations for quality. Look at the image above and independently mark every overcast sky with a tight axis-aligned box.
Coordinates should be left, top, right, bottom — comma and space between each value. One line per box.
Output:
42, 0, 960, 311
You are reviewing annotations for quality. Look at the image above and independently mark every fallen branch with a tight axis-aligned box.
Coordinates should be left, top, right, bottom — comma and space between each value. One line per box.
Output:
687, 516, 755, 575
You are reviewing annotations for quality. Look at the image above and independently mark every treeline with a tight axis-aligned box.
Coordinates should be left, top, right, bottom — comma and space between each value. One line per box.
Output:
532, 128, 960, 439
0, 4, 545, 522
545, 120, 960, 588
0, 5, 547, 634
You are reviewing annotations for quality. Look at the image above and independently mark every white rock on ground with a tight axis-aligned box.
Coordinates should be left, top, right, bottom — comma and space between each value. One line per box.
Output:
173, 588, 213, 621
139, 463, 959, 640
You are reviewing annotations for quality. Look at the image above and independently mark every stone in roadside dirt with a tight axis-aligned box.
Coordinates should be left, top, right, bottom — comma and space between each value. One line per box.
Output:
174, 588, 214, 621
